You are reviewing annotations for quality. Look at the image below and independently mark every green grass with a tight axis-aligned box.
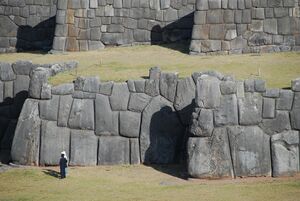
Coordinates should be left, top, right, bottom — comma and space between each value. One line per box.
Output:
0, 166, 300, 201
0, 44, 300, 88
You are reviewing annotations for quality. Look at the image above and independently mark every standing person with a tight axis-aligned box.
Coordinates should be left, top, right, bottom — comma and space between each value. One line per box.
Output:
61, 151, 68, 176
59, 151, 67, 179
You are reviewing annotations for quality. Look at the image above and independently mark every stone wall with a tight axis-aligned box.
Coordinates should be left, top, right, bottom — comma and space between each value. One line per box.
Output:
188, 72, 300, 178
189, 0, 300, 55
0, 61, 77, 163
0, 0, 57, 52
11, 65, 196, 165
52, 0, 196, 51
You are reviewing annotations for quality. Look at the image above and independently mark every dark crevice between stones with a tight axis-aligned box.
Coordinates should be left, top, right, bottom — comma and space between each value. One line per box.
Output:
16, 16, 56, 53
150, 12, 194, 54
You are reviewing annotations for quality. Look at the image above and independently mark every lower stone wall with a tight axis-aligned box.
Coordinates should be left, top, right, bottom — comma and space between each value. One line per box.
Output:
11, 66, 196, 166
0, 61, 77, 163
187, 72, 300, 178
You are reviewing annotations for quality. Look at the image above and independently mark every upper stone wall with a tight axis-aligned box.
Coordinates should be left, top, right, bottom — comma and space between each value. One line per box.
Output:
0, 0, 57, 53
52, 0, 196, 51
189, 0, 300, 55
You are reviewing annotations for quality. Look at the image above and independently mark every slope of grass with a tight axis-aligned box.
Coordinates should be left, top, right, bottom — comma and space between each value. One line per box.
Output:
0, 45, 300, 88
0, 166, 300, 201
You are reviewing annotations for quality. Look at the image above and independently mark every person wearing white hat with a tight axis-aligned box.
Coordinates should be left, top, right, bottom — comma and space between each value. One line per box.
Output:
59, 151, 68, 179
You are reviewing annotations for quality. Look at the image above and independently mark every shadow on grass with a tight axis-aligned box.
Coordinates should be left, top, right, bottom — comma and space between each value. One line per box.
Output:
43, 169, 60, 179
146, 164, 189, 180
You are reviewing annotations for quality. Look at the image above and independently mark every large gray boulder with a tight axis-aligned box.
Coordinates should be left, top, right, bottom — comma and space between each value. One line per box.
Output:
227, 126, 272, 177
174, 77, 196, 125
119, 111, 141, 138
196, 75, 221, 108
68, 99, 95, 130
12, 60, 34, 75
11, 99, 41, 165
187, 128, 234, 179
190, 108, 214, 137
238, 92, 262, 125
70, 130, 98, 166
109, 83, 130, 111
58, 95, 73, 127
271, 131, 299, 177
40, 121, 70, 166
74, 76, 99, 93
0, 62, 16, 81
98, 136, 130, 165
14, 75, 30, 96
276, 90, 294, 110
159, 72, 178, 102
291, 109, 300, 130
214, 94, 238, 126
52, 83, 74, 95
29, 67, 51, 99
95, 94, 119, 135
140, 96, 184, 164
39, 95, 59, 121
99, 81, 113, 95
259, 111, 291, 135
128, 93, 152, 112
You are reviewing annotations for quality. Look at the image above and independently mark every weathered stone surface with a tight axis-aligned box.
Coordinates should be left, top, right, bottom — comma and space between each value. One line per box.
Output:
254, 79, 266, 92
39, 95, 59, 121
228, 126, 272, 177
238, 92, 262, 125
276, 90, 294, 110
130, 138, 140, 164
271, 131, 299, 177
263, 97, 275, 119
214, 94, 238, 126
52, 84, 74, 95
128, 93, 152, 112
244, 79, 255, 92
68, 99, 94, 130
174, 77, 196, 125
70, 130, 98, 166
187, 128, 234, 179
220, 81, 237, 95
260, 111, 291, 135
263, 89, 280, 98
140, 96, 184, 164
0, 62, 16, 81
58, 95, 73, 127
119, 111, 141, 138
190, 108, 214, 137
290, 108, 300, 130
12, 60, 33, 75
95, 94, 119, 135
74, 76, 100, 93
40, 83, 51, 100
29, 67, 50, 99
134, 80, 145, 93
109, 83, 130, 111
292, 78, 300, 92
127, 80, 136, 92
14, 75, 30, 96
99, 81, 113, 95
145, 79, 160, 97
11, 99, 41, 165
72, 91, 96, 99
0, 16, 18, 37
196, 75, 221, 108
40, 121, 70, 166
159, 72, 178, 102
98, 136, 130, 165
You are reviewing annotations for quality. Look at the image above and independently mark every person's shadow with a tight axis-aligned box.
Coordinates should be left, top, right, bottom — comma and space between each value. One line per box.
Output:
43, 169, 61, 178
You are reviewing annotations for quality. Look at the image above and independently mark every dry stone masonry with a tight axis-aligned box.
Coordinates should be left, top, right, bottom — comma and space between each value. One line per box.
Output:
188, 72, 300, 178
190, 0, 300, 54
5, 60, 300, 179
1, 0, 299, 54
0, 60, 78, 163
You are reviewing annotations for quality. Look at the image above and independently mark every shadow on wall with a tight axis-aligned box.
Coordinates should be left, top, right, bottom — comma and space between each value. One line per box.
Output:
0, 91, 28, 163
143, 99, 195, 179
151, 12, 194, 54
16, 16, 56, 52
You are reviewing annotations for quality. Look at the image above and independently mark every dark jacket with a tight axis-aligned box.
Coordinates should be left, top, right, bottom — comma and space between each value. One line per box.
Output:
59, 157, 67, 169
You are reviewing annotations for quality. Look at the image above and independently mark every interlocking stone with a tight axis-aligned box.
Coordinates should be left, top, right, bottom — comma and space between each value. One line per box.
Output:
40, 120, 70, 166
39, 95, 59, 121
260, 111, 291, 135
58, 95, 73, 127
238, 92, 262, 125
159, 72, 178, 102
196, 75, 221, 108
128, 93, 152, 112
276, 90, 294, 110
187, 128, 234, 179
214, 94, 238, 126
119, 111, 141, 138
70, 130, 98, 166
109, 83, 130, 111
228, 126, 272, 177
0, 62, 16, 81
271, 131, 299, 177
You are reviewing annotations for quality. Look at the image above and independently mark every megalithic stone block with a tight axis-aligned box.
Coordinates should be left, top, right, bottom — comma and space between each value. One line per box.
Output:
187, 128, 234, 179
11, 99, 41, 165
40, 120, 70, 166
